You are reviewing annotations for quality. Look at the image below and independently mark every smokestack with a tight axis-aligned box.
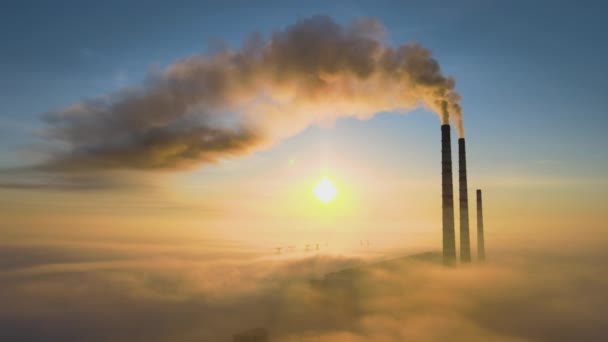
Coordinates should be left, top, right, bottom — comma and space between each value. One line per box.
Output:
476, 189, 485, 261
441, 124, 456, 265
458, 138, 471, 263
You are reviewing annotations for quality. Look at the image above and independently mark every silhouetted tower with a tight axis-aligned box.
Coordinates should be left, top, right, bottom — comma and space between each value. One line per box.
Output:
458, 138, 471, 263
476, 189, 485, 261
441, 124, 456, 265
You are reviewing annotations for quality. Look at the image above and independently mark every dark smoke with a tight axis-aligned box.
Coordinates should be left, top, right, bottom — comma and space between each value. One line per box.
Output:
43, 15, 463, 172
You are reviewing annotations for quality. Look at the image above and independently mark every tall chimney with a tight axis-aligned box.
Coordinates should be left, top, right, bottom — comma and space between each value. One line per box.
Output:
476, 189, 485, 261
458, 138, 471, 263
441, 124, 456, 265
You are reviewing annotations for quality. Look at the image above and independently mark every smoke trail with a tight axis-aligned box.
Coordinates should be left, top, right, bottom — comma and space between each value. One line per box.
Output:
43, 15, 463, 172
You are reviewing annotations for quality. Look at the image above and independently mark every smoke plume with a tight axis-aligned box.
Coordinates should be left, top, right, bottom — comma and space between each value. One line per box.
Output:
44, 15, 463, 172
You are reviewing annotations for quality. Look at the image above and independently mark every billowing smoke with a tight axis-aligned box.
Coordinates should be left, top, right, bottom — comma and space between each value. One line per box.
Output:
44, 15, 462, 172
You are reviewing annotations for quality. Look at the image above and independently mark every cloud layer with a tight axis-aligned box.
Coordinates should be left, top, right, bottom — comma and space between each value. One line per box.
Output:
43, 15, 462, 172
1, 239, 606, 341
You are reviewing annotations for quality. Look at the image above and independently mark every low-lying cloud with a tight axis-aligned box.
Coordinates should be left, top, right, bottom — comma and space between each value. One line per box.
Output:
42, 15, 462, 172
1, 239, 606, 341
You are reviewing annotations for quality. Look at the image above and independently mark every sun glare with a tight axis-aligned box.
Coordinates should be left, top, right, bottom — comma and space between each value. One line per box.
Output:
313, 177, 338, 203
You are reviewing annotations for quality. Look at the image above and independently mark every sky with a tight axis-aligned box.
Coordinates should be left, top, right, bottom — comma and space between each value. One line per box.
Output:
1, 0, 606, 245
0, 1, 607, 340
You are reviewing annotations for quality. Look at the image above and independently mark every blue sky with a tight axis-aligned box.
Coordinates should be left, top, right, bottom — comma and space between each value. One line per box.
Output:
2, 4, 608, 340
1, 0, 607, 181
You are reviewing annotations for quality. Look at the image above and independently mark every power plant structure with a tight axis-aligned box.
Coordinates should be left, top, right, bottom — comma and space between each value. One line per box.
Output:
440, 118, 484, 265
458, 138, 471, 263
441, 124, 456, 265
477, 189, 486, 261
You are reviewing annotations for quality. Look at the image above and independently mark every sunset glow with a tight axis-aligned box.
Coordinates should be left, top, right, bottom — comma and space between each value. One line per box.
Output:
1, 3, 607, 341
313, 177, 338, 203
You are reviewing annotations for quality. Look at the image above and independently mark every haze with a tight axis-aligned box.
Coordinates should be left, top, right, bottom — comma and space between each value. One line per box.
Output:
1, 1, 607, 341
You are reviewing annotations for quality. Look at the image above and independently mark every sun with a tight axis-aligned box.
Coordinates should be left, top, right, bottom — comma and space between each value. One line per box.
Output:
313, 177, 338, 203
